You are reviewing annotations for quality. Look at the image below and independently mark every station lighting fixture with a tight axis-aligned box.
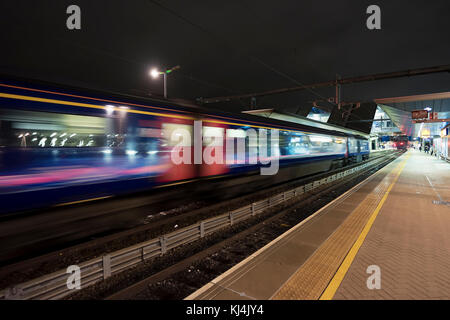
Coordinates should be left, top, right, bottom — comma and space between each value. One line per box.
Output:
149, 65, 180, 99
150, 68, 160, 79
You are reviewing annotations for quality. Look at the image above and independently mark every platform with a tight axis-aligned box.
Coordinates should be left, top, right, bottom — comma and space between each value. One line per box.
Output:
186, 150, 450, 300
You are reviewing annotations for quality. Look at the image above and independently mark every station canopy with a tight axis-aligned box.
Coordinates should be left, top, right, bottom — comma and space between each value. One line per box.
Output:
374, 92, 450, 138
242, 108, 370, 138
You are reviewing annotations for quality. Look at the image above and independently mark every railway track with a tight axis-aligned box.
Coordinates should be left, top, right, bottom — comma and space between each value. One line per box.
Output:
0, 150, 401, 300
105, 151, 401, 300
0, 151, 393, 282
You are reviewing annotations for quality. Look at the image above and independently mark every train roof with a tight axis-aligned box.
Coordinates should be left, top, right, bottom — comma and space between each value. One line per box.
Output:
0, 74, 368, 140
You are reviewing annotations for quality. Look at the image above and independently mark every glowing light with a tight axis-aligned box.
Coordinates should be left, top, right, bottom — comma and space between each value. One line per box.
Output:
105, 105, 115, 115
421, 128, 430, 137
424, 107, 432, 112
226, 129, 247, 138
70, 133, 77, 138
60, 133, 67, 137
126, 150, 138, 156
38, 137, 47, 147
147, 150, 158, 155
119, 106, 129, 115
309, 135, 332, 143
150, 68, 160, 79
18, 134, 23, 138
50, 132, 57, 137
102, 149, 113, 154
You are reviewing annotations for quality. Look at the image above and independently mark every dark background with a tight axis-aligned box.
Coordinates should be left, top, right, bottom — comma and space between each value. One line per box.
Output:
1, 0, 449, 113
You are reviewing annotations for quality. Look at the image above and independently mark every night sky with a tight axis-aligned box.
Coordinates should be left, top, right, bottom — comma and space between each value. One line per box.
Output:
1, 0, 449, 113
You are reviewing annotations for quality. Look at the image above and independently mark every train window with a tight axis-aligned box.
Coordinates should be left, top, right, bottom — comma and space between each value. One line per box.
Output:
226, 128, 247, 139
161, 123, 193, 147
0, 109, 109, 148
309, 134, 332, 153
348, 138, 358, 154
332, 137, 347, 154
226, 128, 250, 164
135, 120, 162, 154
284, 133, 310, 156
203, 126, 224, 147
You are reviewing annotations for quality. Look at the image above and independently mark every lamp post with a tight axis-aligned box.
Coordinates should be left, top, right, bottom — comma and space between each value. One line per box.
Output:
150, 65, 180, 99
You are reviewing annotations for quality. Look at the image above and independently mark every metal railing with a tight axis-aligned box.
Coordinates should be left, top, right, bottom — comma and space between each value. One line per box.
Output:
0, 155, 391, 300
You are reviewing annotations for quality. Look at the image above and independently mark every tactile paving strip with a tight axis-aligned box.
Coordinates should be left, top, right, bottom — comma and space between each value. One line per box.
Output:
271, 161, 405, 300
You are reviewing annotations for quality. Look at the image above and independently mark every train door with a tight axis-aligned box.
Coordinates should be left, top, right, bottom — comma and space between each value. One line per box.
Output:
158, 117, 196, 183
199, 119, 229, 177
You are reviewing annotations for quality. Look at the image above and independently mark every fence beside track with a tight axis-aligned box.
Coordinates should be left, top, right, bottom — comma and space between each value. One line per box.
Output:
0, 153, 397, 300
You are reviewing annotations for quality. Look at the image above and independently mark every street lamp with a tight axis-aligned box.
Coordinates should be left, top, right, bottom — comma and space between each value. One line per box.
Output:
149, 65, 180, 99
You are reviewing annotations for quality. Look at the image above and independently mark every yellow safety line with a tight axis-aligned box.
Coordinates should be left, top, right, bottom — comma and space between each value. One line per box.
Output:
154, 179, 198, 188
319, 152, 410, 300
54, 195, 112, 207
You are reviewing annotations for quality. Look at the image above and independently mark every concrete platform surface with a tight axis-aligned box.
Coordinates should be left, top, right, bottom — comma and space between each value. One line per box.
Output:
186, 151, 450, 300
333, 150, 450, 300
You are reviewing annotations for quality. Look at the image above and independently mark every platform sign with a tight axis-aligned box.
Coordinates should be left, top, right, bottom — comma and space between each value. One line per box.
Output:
411, 110, 428, 120
430, 112, 438, 120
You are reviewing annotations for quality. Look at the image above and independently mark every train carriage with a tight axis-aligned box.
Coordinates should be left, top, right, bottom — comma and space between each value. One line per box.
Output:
0, 76, 371, 213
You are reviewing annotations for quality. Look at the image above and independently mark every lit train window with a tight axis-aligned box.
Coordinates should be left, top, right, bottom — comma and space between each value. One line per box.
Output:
203, 126, 224, 147
226, 128, 247, 139
280, 132, 309, 156
161, 123, 193, 147
0, 109, 108, 148
348, 137, 358, 154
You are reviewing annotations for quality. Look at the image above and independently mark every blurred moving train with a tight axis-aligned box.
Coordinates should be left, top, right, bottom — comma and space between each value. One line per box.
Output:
392, 135, 409, 150
0, 76, 370, 214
